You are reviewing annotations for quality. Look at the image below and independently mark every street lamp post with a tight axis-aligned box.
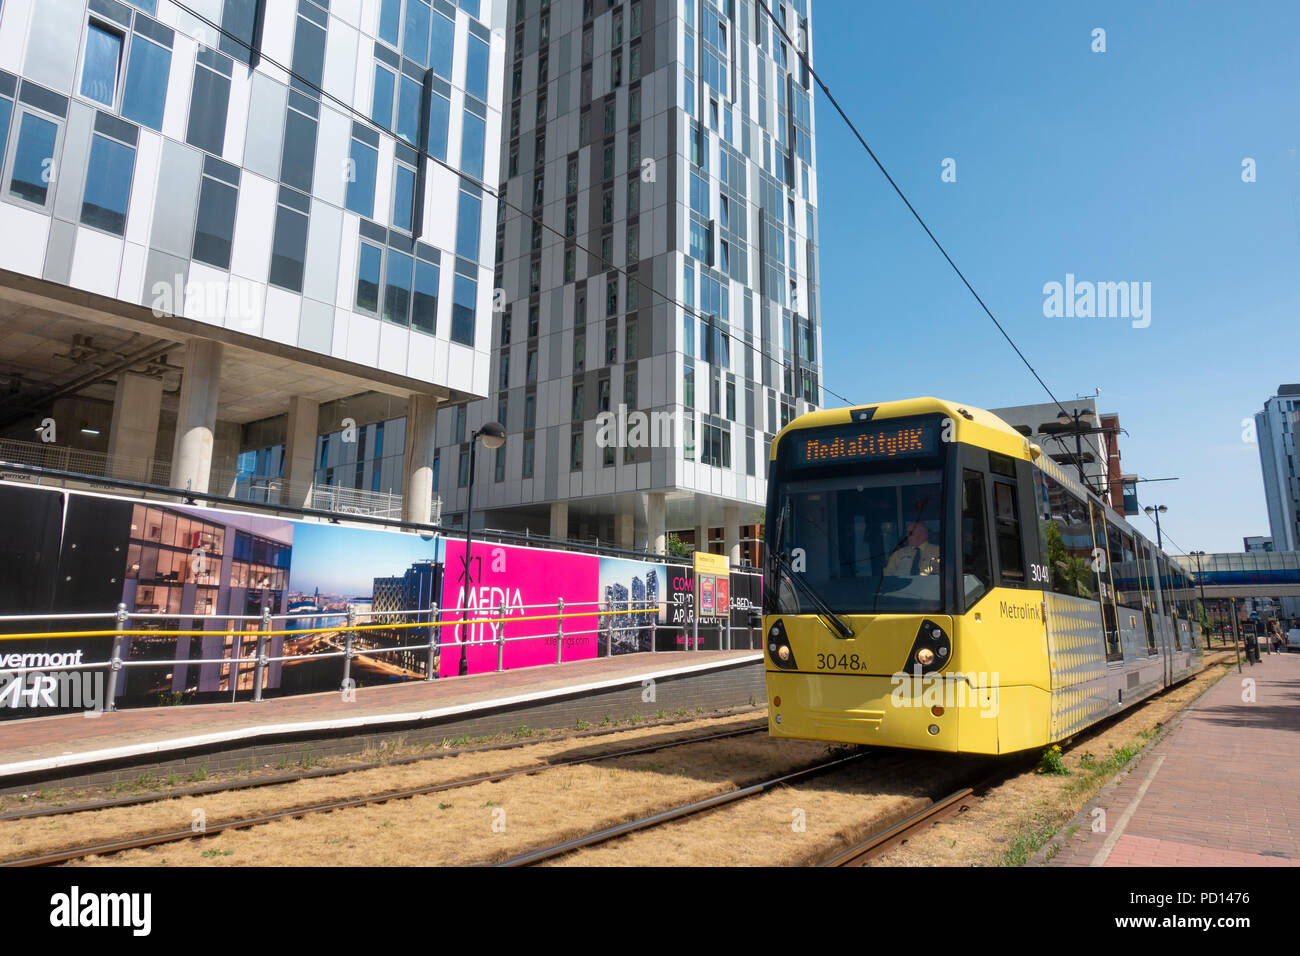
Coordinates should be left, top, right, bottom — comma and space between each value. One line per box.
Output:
1191, 550, 1211, 650
1055, 407, 1099, 491
1143, 504, 1168, 550
459, 421, 507, 677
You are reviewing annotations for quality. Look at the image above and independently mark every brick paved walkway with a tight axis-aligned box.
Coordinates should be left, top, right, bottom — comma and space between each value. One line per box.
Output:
1041, 652, 1300, 867
0, 650, 759, 778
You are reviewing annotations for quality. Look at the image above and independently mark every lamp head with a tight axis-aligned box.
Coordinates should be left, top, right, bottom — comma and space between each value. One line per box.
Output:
477, 421, 507, 449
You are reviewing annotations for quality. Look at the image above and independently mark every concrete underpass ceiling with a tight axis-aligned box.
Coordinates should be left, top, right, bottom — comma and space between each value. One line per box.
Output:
0, 274, 455, 428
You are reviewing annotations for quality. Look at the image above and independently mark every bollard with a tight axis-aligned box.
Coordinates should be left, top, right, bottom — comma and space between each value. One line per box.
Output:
496, 605, 505, 672
426, 608, 441, 681
555, 599, 564, 664
343, 605, 356, 690
106, 603, 127, 713
253, 605, 270, 702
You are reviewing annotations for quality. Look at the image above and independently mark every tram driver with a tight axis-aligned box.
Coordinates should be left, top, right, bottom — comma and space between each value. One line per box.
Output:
884, 519, 941, 578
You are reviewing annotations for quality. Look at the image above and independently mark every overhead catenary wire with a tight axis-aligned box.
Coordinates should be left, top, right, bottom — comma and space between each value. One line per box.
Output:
166, 0, 861, 408
754, 0, 1072, 422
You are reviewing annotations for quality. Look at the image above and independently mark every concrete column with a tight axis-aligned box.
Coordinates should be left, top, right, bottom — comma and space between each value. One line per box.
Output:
695, 523, 709, 554
170, 339, 222, 494
647, 492, 667, 555
283, 396, 320, 508
108, 372, 163, 482
403, 393, 439, 524
724, 506, 741, 567
549, 501, 569, 541
616, 510, 635, 551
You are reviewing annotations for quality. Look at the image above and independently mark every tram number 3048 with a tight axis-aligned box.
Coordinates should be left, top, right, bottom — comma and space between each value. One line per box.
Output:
816, 653, 870, 672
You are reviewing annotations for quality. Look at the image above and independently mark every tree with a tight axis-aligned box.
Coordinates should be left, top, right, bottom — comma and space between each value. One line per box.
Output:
1045, 522, 1094, 599
666, 532, 693, 559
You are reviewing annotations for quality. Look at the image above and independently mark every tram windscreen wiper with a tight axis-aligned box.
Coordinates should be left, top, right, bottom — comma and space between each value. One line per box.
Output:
771, 502, 855, 640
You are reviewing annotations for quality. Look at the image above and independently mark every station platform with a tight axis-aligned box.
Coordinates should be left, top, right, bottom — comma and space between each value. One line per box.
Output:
0, 650, 763, 794
1039, 652, 1300, 867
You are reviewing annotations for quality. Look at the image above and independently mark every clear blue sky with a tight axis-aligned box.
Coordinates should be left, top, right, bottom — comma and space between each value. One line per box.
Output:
811, 0, 1299, 554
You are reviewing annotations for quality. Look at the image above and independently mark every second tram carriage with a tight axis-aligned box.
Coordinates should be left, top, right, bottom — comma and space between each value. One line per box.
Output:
762, 397, 1200, 755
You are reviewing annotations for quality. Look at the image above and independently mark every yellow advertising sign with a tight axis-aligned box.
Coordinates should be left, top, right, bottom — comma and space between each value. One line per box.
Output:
693, 551, 729, 576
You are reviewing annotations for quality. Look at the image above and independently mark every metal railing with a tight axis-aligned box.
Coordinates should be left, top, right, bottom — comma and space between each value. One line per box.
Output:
0, 437, 171, 485
0, 600, 758, 712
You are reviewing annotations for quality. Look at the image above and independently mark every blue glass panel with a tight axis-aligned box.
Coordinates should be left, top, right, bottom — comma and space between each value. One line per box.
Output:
81, 134, 135, 234
455, 190, 480, 260
9, 113, 58, 205
451, 274, 476, 345
384, 249, 413, 326
412, 260, 439, 334
371, 64, 395, 128
430, 11, 454, 80
460, 110, 484, 180
465, 35, 489, 101
80, 23, 122, 106
392, 163, 415, 231
355, 242, 382, 313
396, 75, 421, 146
345, 139, 378, 217
403, 0, 431, 66
379, 0, 401, 46
121, 37, 170, 131
427, 91, 450, 161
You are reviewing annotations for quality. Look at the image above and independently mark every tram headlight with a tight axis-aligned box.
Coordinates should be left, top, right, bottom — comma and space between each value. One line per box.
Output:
777, 645, 791, 662
915, 647, 935, 666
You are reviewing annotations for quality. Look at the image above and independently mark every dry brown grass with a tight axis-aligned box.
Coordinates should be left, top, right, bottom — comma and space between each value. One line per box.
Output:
78, 729, 832, 866
870, 659, 1236, 866
1, 711, 763, 864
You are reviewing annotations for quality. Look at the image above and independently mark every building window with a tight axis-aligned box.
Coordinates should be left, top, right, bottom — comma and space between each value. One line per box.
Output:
466, 34, 490, 100
384, 249, 413, 327
522, 436, 535, 478
574, 329, 586, 372
269, 196, 309, 292
186, 58, 231, 155
572, 382, 584, 422
461, 110, 486, 180
564, 247, 576, 283
494, 444, 506, 482
526, 349, 538, 384
121, 34, 171, 131
570, 431, 583, 470
80, 21, 124, 108
392, 160, 416, 232
192, 167, 239, 269
451, 273, 477, 345
81, 132, 136, 236
432, 9, 455, 80
456, 190, 481, 259
567, 156, 578, 193
355, 242, 383, 314
371, 64, 396, 128
524, 394, 536, 429
458, 447, 470, 487
413, 259, 439, 334
345, 137, 378, 217
428, 89, 451, 161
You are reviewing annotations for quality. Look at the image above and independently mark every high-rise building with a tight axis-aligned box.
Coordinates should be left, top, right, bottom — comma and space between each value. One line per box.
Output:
0, 0, 505, 524
437, 0, 822, 560
1255, 384, 1300, 552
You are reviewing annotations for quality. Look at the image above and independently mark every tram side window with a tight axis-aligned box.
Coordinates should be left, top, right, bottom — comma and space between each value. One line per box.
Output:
1091, 502, 1123, 662
1041, 474, 1095, 599
1108, 522, 1141, 610
1139, 541, 1159, 655
961, 469, 992, 608
992, 480, 1026, 584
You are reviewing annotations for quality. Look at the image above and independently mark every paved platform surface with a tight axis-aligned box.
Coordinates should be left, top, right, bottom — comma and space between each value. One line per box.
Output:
1043, 652, 1300, 867
0, 650, 761, 780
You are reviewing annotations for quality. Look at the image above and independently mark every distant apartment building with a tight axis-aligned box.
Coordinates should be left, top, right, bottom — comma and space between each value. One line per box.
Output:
990, 398, 1128, 510
1255, 384, 1300, 552
436, 0, 823, 562
0, 0, 506, 524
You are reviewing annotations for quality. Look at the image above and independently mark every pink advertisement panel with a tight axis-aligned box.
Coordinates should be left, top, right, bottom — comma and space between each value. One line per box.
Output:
439, 541, 599, 676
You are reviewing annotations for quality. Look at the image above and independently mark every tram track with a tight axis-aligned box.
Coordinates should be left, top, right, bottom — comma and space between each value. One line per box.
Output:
1, 718, 768, 866
0, 707, 767, 823
496, 748, 873, 867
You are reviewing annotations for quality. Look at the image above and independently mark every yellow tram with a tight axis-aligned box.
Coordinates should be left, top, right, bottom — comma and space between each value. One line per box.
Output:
762, 398, 1200, 755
